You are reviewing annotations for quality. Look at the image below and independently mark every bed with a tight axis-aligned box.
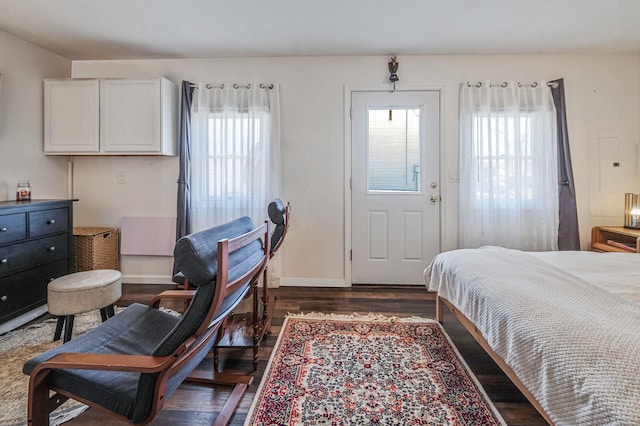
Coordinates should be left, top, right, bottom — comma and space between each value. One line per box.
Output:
423, 246, 640, 426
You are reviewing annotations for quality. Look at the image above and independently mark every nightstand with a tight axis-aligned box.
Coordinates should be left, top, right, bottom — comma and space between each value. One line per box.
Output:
591, 226, 640, 253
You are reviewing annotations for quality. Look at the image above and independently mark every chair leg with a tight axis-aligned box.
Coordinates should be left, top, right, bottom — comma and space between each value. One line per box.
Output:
28, 370, 52, 426
186, 370, 253, 426
53, 317, 65, 341
212, 382, 251, 426
63, 315, 75, 343
28, 369, 69, 426
106, 304, 115, 318
253, 284, 259, 371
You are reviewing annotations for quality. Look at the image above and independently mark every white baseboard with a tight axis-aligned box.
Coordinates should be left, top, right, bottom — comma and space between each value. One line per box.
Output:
121, 275, 349, 288
279, 277, 349, 287
0, 304, 48, 334
122, 275, 175, 285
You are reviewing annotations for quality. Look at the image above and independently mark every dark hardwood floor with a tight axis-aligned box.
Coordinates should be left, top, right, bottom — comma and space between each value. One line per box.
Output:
65, 284, 547, 425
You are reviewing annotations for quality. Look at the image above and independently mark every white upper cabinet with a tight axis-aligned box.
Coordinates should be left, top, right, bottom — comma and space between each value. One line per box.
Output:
44, 79, 100, 153
44, 77, 177, 156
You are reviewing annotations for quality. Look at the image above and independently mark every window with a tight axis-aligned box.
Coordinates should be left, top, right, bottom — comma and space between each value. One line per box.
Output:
367, 107, 422, 193
472, 111, 543, 205
205, 114, 265, 202
190, 85, 279, 231
459, 82, 558, 250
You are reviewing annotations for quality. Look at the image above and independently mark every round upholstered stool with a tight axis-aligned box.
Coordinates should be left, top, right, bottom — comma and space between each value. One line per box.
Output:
47, 269, 122, 342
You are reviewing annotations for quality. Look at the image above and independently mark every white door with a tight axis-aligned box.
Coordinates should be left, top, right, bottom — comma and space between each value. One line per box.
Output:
351, 90, 440, 284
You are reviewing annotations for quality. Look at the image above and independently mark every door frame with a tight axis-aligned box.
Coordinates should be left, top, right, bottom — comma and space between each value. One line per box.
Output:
343, 84, 447, 286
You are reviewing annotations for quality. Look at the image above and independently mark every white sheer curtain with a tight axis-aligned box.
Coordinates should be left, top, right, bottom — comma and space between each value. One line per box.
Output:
459, 81, 558, 251
190, 83, 280, 231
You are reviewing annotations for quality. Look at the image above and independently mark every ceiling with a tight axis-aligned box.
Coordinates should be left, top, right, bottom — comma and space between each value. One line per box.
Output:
1, 0, 639, 60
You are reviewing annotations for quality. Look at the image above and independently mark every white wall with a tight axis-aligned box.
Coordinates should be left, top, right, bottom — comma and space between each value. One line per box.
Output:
0, 30, 70, 201
71, 54, 640, 286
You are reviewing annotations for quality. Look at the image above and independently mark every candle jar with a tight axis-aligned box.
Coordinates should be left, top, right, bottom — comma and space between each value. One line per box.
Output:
16, 181, 31, 201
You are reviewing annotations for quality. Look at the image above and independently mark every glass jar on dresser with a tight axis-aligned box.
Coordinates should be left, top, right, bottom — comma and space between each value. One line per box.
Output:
0, 199, 75, 334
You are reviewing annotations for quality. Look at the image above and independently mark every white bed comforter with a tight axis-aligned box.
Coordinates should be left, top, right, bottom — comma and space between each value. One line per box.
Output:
424, 246, 640, 426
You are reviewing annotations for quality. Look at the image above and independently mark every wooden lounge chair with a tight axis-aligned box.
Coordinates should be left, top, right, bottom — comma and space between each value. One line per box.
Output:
23, 216, 270, 425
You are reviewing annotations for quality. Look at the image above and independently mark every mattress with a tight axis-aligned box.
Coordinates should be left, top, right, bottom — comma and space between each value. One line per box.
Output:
424, 246, 640, 426
529, 250, 640, 304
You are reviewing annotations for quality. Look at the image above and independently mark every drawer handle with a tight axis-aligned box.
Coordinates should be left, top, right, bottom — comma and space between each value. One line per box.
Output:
47, 219, 56, 225
0, 258, 7, 264
0, 295, 7, 302
48, 246, 56, 252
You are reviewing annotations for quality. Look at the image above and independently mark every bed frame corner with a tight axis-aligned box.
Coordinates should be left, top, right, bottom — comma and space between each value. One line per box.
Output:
435, 295, 444, 323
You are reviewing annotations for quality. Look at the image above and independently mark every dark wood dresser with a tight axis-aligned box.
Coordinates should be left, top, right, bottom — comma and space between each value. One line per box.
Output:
0, 199, 75, 333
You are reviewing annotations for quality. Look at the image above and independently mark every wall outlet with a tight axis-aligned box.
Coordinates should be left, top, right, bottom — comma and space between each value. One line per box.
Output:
117, 171, 126, 184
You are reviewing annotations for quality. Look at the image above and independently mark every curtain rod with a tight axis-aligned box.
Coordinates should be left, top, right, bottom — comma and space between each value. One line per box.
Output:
190, 82, 274, 90
466, 81, 559, 88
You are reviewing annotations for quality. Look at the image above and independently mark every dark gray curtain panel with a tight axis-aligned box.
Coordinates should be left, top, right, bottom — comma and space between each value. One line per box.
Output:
176, 81, 194, 242
550, 78, 580, 250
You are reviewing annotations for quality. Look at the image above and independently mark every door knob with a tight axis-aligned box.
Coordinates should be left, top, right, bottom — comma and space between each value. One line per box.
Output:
430, 195, 440, 203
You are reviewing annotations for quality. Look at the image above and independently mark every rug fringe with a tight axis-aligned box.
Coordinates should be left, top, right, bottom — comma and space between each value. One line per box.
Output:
285, 311, 436, 323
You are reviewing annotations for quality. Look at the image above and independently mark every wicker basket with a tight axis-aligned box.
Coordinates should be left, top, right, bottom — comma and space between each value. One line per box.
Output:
73, 227, 120, 272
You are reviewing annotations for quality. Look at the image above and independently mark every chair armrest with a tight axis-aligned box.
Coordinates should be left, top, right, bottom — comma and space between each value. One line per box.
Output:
32, 352, 175, 375
149, 289, 196, 308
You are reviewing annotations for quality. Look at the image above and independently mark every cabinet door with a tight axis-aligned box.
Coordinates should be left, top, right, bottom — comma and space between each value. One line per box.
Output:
44, 80, 100, 153
100, 79, 161, 153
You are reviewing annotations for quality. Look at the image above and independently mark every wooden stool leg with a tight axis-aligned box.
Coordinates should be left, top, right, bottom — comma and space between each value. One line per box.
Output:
100, 304, 116, 321
63, 315, 75, 343
53, 317, 65, 341
213, 346, 220, 372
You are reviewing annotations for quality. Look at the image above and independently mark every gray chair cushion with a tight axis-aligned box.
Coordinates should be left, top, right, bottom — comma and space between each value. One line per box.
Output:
173, 216, 259, 287
268, 199, 286, 226
268, 199, 286, 252
160, 216, 263, 356
23, 304, 180, 422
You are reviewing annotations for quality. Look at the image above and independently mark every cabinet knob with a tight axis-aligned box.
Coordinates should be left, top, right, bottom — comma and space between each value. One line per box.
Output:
0, 258, 7, 264
47, 219, 56, 225
48, 246, 56, 252
0, 227, 6, 232
0, 295, 7, 302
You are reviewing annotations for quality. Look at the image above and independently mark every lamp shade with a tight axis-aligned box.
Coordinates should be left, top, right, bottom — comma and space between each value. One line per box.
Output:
624, 193, 640, 229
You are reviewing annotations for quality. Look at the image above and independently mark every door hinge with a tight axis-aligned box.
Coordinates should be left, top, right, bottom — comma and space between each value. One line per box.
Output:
350, 178, 352, 190
349, 106, 352, 119
350, 249, 352, 261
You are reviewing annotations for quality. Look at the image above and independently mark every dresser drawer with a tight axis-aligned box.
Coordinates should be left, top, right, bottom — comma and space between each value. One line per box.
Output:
0, 213, 27, 244
29, 208, 69, 237
0, 234, 69, 277
0, 259, 68, 322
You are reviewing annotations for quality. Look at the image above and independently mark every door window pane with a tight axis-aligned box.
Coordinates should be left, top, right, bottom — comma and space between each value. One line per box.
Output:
368, 107, 421, 192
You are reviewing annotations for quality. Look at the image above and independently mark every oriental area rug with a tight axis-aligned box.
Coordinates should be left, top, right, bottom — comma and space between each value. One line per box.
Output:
245, 313, 506, 425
